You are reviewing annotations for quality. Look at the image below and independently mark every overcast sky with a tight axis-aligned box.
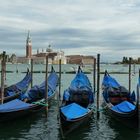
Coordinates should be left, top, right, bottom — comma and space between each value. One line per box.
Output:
0, 0, 140, 62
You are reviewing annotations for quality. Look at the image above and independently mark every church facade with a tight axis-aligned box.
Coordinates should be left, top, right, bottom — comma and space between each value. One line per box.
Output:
17, 31, 66, 64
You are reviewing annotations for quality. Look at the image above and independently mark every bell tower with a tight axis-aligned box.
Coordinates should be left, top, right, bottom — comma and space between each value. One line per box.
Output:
26, 30, 32, 58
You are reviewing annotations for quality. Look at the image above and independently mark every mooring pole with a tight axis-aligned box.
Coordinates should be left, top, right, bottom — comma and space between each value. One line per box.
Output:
31, 59, 33, 88
45, 55, 48, 114
4, 55, 6, 81
97, 54, 100, 118
93, 58, 96, 94
1, 51, 6, 104
139, 69, 140, 82
129, 57, 132, 93
58, 58, 65, 139
58, 59, 61, 109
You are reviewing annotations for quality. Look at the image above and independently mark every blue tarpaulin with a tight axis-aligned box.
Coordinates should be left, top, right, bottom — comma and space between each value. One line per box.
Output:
16, 74, 32, 90
102, 75, 120, 88
70, 72, 92, 92
21, 71, 58, 101
111, 101, 135, 113
0, 99, 32, 112
5, 73, 32, 97
64, 70, 94, 103
61, 103, 89, 120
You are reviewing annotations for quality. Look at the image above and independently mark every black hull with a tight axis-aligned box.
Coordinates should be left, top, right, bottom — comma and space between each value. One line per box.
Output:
102, 101, 139, 128
0, 104, 44, 122
102, 71, 139, 128
60, 108, 93, 136
0, 92, 55, 122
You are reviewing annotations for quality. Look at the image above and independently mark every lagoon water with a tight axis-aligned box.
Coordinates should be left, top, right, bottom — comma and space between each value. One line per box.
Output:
0, 63, 140, 140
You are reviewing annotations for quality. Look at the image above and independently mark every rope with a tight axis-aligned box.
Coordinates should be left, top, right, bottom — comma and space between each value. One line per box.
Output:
32, 101, 48, 106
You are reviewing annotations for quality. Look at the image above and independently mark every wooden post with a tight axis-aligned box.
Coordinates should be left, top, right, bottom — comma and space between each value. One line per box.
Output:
139, 69, 140, 81
31, 59, 33, 88
1, 51, 6, 104
129, 57, 131, 93
4, 55, 6, 81
58, 59, 61, 109
97, 54, 100, 118
93, 58, 96, 94
58, 58, 65, 139
45, 55, 48, 114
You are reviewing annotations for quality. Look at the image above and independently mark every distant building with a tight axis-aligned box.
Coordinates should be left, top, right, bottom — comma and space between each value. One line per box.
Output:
32, 45, 66, 64
66, 55, 95, 65
66, 55, 82, 64
82, 56, 95, 65
17, 57, 31, 64
17, 31, 66, 64
53, 50, 66, 64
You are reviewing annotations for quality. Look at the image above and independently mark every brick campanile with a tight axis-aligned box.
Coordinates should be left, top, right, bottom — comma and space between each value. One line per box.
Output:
26, 30, 32, 58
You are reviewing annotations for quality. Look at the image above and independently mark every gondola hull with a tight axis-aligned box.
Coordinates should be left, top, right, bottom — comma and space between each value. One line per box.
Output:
60, 108, 93, 135
103, 101, 138, 119
0, 104, 43, 122
102, 101, 139, 128
102, 71, 139, 127
1, 72, 32, 103
59, 66, 94, 136
0, 67, 58, 122
0, 88, 56, 122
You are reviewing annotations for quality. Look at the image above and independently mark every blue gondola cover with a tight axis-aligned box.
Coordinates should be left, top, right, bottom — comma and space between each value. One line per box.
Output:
63, 70, 94, 103
21, 71, 58, 101
70, 72, 92, 92
61, 103, 89, 120
102, 75, 120, 88
111, 101, 135, 113
0, 99, 32, 112
5, 73, 32, 97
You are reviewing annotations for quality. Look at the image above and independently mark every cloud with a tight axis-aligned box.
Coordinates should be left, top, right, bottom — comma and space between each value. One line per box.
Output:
0, 0, 140, 62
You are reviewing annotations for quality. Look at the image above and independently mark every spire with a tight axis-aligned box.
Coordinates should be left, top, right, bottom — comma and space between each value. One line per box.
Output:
26, 30, 31, 43
26, 30, 32, 58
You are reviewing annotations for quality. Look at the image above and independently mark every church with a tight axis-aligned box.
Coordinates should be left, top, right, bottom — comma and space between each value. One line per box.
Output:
17, 31, 66, 64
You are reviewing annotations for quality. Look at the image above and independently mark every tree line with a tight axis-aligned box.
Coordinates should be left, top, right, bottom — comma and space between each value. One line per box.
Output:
122, 57, 140, 64
0, 53, 17, 63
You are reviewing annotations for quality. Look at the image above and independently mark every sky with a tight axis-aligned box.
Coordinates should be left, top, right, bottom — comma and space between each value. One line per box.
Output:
0, 0, 140, 62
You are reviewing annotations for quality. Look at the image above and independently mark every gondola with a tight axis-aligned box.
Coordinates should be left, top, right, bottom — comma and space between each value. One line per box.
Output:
102, 70, 139, 123
1, 70, 32, 103
0, 66, 58, 122
59, 66, 94, 136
